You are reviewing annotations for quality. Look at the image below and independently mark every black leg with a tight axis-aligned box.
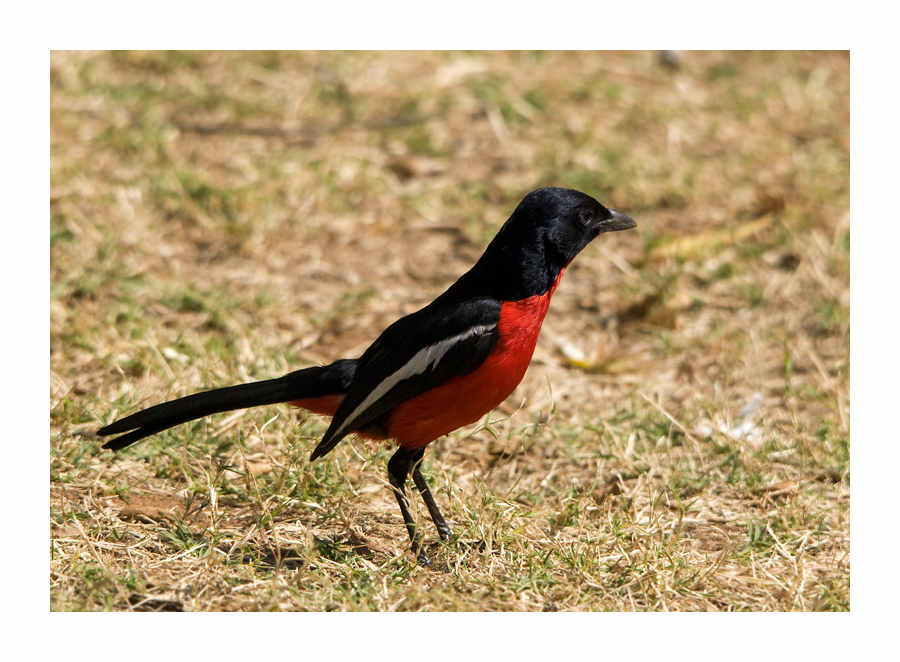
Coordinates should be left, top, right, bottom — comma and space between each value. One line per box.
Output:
387, 446, 454, 563
411, 463, 453, 542
387, 446, 430, 564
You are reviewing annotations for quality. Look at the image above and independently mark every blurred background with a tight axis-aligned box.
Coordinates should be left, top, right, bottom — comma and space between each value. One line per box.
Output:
50, 51, 849, 611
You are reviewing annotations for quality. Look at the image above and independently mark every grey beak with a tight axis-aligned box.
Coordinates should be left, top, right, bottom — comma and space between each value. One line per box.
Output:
599, 209, 637, 234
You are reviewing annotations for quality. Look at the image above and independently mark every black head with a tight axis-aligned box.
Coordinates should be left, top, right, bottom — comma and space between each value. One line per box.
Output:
454, 187, 636, 301
517, 187, 635, 263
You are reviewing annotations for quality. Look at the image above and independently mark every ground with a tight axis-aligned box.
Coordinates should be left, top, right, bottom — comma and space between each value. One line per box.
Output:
50, 50, 849, 611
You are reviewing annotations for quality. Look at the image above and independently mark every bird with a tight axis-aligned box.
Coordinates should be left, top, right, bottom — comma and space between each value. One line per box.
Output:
97, 187, 636, 564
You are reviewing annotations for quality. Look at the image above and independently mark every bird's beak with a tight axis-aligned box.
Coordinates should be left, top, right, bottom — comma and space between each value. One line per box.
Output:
598, 209, 637, 234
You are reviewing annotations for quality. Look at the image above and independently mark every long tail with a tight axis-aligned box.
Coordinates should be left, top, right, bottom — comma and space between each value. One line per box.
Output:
98, 359, 358, 451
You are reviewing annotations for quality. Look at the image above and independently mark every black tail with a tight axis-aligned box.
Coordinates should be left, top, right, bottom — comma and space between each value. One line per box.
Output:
98, 359, 358, 451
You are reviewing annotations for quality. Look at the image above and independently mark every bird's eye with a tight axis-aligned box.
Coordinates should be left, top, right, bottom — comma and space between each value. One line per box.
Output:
579, 209, 593, 225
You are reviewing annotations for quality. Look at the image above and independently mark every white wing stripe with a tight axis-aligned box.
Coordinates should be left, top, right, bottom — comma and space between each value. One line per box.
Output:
334, 323, 497, 438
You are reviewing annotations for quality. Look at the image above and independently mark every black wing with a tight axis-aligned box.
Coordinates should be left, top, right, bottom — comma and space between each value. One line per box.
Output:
310, 297, 501, 459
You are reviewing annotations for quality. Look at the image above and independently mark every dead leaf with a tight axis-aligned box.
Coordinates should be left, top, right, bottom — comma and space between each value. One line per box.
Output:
246, 462, 272, 476
646, 213, 776, 262
386, 156, 445, 181
753, 481, 798, 498
120, 505, 176, 523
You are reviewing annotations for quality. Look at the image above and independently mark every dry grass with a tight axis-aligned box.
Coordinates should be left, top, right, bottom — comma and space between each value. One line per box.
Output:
50, 50, 849, 611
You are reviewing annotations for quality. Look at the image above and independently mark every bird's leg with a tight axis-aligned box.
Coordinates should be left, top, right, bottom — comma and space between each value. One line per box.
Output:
411, 459, 453, 542
387, 446, 430, 564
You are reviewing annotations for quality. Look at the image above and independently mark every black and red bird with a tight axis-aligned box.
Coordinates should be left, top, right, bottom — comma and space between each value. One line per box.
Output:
98, 187, 636, 563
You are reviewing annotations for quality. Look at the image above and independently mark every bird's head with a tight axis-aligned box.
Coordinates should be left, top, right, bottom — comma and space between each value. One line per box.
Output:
465, 187, 635, 299
446, 187, 635, 302
515, 187, 636, 266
